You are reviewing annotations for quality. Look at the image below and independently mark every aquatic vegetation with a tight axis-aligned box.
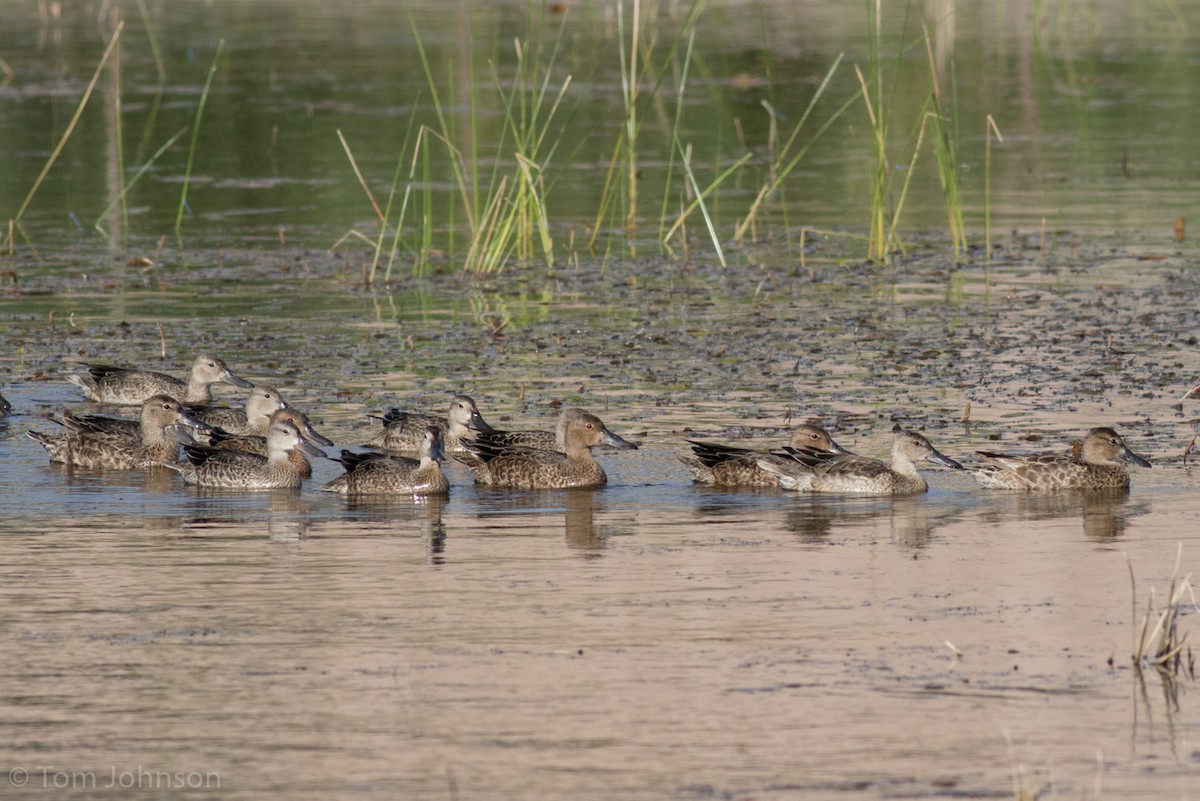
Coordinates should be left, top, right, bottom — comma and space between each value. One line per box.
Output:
984, 114, 1004, 261
591, 0, 707, 252
410, 12, 572, 275
93, 127, 188, 238
6, 1, 1187, 272
923, 25, 966, 258
858, 0, 906, 262
175, 39, 224, 235
6, 22, 124, 249
732, 54, 851, 245
1129, 548, 1196, 680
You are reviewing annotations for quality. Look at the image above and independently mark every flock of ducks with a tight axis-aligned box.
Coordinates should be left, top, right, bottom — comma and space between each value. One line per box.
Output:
4, 353, 1197, 497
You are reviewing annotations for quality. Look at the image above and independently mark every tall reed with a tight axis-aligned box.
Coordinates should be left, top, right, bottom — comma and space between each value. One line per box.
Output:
1129, 548, 1196, 678
406, 9, 573, 274
12, 22, 124, 226
655, 28, 695, 247
923, 25, 966, 257
483, 27, 573, 270
590, 0, 706, 251
620, 0, 641, 232
134, 0, 166, 84
93, 127, 188, 235
985, 114, 1003, 260
175, 38, 224, 234
409, 12, 476, 233
734, 55, 851, 243
372, 107, 421, 283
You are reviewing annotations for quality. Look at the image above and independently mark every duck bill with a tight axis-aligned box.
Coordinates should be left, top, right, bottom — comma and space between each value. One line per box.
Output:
301, 423, 335, 447
177, 410, 213, 433
296, 441, 328, 459
926, 448, 963, 470
826, 437, 852, 456
601, 429, 639, 450
224, 372, 255, 390
168, 424, 200, 446
1122, 445, 1152, 468
469, 410, 497, 434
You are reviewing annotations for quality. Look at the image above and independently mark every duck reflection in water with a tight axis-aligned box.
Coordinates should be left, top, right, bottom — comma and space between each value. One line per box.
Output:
173, 488, 316, 542
338, 495, 448, 565
975, 488, 1141, 541
469, 489, 620, 552
783, 494, 961, 549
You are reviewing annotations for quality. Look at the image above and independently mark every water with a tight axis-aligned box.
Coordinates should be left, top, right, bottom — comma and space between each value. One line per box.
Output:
4, 246, 1200, 799
3, 0, 1200, 249
2, 436, 1198, 799
4, 1, 1200, 799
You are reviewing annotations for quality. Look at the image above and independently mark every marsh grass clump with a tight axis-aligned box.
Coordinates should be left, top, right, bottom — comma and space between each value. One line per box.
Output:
414, 11, 572, 275
856, 0, 926, 263
1128, 548, 1197, 680
322, 0, 1006, 274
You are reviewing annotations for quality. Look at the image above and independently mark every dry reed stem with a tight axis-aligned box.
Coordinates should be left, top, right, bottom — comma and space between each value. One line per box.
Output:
1128, 546, 1197, 677
15, 22, 124, 221
338, 130, 384, 223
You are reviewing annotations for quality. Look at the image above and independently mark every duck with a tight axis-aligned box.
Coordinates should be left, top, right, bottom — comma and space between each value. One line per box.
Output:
166, 418, 326, 489
205, 408, 333, 479
0, 391, 11, 418
67, 353, 253, 405
971, 427, 1152, 490
363, 394, 495, 453
27, 394, 209, 470
758, 424, 963, 495
52, 386, 286, 443
189, 385, 289, 436
473, 413, 568, 450
457, 408, 638, 489
323, 427, 449, 496
680, 422, 851, 487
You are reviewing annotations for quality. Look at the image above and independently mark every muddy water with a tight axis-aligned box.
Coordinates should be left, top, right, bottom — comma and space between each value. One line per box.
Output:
5, 0, 1200, 796
2, 244, 1200, 799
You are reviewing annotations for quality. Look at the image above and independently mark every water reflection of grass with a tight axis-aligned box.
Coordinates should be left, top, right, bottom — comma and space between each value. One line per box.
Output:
3, 2, 1011, 272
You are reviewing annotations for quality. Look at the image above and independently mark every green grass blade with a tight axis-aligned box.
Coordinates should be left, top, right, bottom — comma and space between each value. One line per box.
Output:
175, 37, 224, 233
674, 137, 727, 268
93, 126, 187, 232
